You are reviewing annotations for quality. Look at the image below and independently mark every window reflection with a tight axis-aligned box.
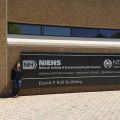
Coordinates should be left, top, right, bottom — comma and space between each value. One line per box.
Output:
8, 24, 41, 35
8, 24, 21, 34
43, 26, 71, 36
72, 28, 98, 37
8, 23, 120, 39
99, 29, 120, 38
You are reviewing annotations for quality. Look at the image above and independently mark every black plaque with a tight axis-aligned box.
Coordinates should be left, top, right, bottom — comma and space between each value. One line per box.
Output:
21, 52, 120, 88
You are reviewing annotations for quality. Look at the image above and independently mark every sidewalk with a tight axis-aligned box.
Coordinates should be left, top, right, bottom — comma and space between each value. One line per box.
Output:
0, 91, 120, 120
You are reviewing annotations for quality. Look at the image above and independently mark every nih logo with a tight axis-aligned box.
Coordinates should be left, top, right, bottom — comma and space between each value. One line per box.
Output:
23, 60, 37, 70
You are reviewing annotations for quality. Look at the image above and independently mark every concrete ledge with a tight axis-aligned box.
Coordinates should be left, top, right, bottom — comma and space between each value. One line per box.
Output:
7, 34, 120, 48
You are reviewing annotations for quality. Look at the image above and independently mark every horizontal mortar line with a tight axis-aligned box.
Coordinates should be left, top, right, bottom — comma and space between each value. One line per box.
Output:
21, 76, 120, 80
21, 54, 120, 56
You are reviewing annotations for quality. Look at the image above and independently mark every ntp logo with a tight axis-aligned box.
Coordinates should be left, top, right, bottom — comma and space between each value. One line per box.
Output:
23, 60, 37, 70
103, 59, 112, 69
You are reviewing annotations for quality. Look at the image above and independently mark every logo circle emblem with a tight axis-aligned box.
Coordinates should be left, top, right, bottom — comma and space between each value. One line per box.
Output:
103, 59, 112, 69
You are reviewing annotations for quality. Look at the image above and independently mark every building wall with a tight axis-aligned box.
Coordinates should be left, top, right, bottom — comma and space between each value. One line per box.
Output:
7, 0, 120, 96
0, 0, 7, 97
7, 46, 120, 96
8, 0, 120, 29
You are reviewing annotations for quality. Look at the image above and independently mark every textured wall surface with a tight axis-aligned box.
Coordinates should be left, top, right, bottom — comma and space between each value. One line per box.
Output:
7, 46, 120, 96
0, 0, 7, 97
7, 0, 120, 96
8, 0, 120, 29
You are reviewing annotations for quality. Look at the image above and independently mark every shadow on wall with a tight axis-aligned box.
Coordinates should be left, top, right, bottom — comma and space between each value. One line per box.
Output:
0, 87, 7, 98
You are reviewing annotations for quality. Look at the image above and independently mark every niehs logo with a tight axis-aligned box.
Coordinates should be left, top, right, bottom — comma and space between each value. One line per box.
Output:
39, 60, 61, 66
103, 59, 112, 69
23, 60, 37, 70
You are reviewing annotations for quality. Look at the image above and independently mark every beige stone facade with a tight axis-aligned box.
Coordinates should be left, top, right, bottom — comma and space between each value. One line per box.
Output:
8, 0, 120, 28
0, 0, 7, 97
0, 0, 120, 97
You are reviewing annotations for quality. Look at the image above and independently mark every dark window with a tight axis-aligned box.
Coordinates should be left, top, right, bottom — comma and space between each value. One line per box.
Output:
8, 23, 120, 39
43, 26, 71, 36
8, 24, 21, 34
99, 29, 120, 38
72, 28, 98, 38
8, 23, 41, 35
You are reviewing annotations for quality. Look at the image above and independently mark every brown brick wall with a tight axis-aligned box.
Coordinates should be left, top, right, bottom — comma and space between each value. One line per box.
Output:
0, 0, 7, 97
8, 0, 120, 29
7, 46, 120, 96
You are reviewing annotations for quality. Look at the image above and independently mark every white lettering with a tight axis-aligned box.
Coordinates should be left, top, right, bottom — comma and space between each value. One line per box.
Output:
39, 60, 61, 66
113, 60, 120, 65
